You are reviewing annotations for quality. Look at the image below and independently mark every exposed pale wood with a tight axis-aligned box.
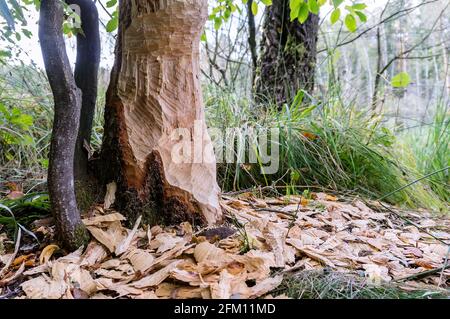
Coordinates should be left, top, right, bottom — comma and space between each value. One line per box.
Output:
103, 0, 222, 225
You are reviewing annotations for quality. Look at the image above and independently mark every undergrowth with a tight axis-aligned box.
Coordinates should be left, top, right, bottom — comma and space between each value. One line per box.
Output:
0, 65, 448, 213
0, 192, 50, 236
272, 270, 449, 299
205, 86, 448, 211
399, 103, 449, 202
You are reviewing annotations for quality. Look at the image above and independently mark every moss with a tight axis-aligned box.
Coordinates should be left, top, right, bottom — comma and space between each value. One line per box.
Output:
62, 223, 90, 251
75, 178, 103, 213
284, 34, 307, 57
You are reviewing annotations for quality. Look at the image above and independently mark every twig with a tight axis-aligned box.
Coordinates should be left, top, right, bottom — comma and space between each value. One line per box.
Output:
438, 246, 450, 287
253, 207, 297, 217
223, 186, 273, 196
395, 264, 450, 283
377, 166, 450, 202
373, 201, 449, 246
223, 185, 341, 196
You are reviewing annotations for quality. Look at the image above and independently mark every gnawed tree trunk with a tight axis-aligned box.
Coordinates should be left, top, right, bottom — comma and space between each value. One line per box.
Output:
255, 0, 319, 106
66, 0, 101, 182
100, 0, 222, 226
39, 0, 89, 250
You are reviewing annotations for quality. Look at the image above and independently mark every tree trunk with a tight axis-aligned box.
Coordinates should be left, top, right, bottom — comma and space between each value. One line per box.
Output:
254, 0, 319, 107
39, 0, 89, 250
67, 0, 101, 182
100, 0, 222, 226
371, 25, 383, 110
247, 0, 258, 84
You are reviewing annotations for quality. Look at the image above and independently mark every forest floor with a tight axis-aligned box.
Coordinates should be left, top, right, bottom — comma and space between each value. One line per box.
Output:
0, 191, 449, 299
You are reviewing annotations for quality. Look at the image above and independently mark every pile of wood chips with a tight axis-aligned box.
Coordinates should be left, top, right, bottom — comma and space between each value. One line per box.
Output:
1, 192, 449, 299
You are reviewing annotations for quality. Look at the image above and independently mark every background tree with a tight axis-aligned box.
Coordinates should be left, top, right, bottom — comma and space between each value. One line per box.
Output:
254, 0, 319, 106
209, 0, 367, 105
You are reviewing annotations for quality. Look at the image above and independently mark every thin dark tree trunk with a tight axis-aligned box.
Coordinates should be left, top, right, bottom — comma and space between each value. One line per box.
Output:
255, 0, 319, 107
39, 0, 89, 250
66, 0, 101, 181
247, 0, 258, 84
372, 0, 390, 112
372, 25, 383, 110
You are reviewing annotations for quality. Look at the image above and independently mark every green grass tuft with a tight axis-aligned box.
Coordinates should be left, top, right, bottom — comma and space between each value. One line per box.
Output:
205, 87, 448, 211
272, 270, 449, 299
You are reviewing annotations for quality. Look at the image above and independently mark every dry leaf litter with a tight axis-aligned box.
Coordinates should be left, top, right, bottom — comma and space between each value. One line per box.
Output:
0, 192, 449, 299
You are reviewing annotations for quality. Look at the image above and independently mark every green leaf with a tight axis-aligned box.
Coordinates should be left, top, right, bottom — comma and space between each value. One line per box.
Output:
298, 2, 309, 23
21, 135, 33, 146
200, 32, 207, 42
344, 13, 357, 32
308, 0, 319, 14
355, 11, 367, 22
62, 22, 72, 35
330, 8, 340, 24
352, 3, 367, 10
0, 50, 11, 58
332, 0, 344, 8
391, 72, 411, 88
251, 0, 258, 15
9, 0, 25, 25
106, 0, 117, 8
106, 16, 118, 32
214, 17, 222, 30
260, 0, 273, 5
290, 0, 302, 21
22, 28, 32, 39
0, 0, 15, 29
40, 158, 49, 169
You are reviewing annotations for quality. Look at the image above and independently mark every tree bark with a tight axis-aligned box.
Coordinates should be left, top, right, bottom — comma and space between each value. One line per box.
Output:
100, 0, 222, 226
247, 0, 258, 84
39, 0, 89, 250
66, 0, 101, 182
372, 24, 383, 110
254, 0, 319, 107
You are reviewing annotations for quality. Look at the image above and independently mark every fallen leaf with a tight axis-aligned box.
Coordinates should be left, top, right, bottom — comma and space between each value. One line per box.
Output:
21, 275, 67, 299
248, 275, 283, 298
0, 262, 25, 285
126, 249, 155, 273
6, 190, 24, 200
263, 223, 287, 268
39, 245, 60, 265
132, 260, 182, 288
86, 221, 125, 253
83, 213, 125, 226
209, 269, 234, 299
363, 264, 391, 284
151, 233, 185, 254
80, 242, 109, 266
194, 241, 228, 264
286, 239, 336, 268
12, 254, 35, 267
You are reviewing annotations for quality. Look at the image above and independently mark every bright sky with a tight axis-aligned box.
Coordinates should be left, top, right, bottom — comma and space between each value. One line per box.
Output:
3, 0, 391, 70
